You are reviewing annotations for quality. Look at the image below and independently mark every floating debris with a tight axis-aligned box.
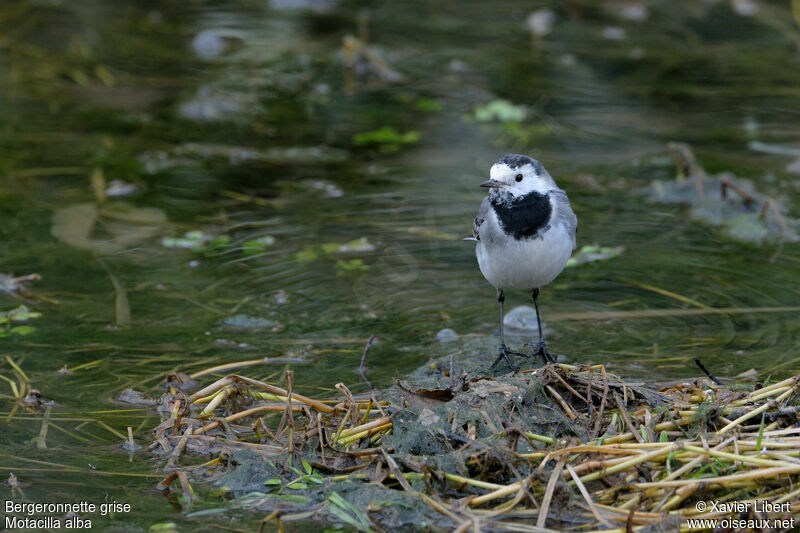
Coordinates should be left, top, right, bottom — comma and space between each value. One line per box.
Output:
221, 315, 279, 330
643, 142, 800, 247
51, 202, 167, 255
192, 30, 227, 59
161, 230, 214, 249
213, 339, 255, 350
619, 3, 649, 21
146, 362, 800, 531
415, 98, 443, 112
116, 388, 157, 406
271, 290, 290, 305
732, 0, 759, 17
786, 158, 800, 175
559, 53, 577, 66
525, 9, 556, 37
191, 29, 244, 60
162, 230, 234, 258
20, 389, 55, 408
602, 26, 627, 40
329, 237, 375, 254
138, 150, 197, 174
448, 59, 471, 73
352, 127, 419, 153
566, 244, 625, 267
0, 273, 41, 294
162, 230, 277, 258
335, 258, 368, 274
468, 99, 527, 123
5, 473, 27, 489
0, 305, 43, 337
105, 180, 138, 198
242, 236, 276, 256
749, 141, 800, 157
178, 86, 257, 121
121, 438, 143, 453
300, 180, 344, 198
298, 238, 377, 263
342, 34, 405, 87
164, 372, 198, 392
2, 305, 42, 322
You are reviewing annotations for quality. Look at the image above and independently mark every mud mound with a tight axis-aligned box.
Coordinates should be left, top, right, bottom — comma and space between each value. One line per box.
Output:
147, 362, 800, 531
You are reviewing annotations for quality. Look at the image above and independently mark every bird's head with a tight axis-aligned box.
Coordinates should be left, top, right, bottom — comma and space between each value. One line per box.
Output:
480, 154, 555, 199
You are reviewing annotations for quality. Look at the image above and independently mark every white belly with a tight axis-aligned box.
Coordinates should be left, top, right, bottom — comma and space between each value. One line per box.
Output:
476, 223, 573, 289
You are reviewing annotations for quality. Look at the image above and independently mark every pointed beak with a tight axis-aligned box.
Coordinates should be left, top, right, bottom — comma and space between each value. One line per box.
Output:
480, 179, 505, 188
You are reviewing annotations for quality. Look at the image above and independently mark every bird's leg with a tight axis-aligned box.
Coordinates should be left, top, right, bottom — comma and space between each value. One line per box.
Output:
490, 288, 528, 371
525, 287, 556, 364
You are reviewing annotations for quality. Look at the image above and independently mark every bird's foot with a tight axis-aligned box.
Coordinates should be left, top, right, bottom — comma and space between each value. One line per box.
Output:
490, 344, 529, 372
524, 340, 557, 365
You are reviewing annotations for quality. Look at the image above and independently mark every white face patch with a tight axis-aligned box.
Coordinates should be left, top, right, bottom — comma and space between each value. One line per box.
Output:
489, 162, 555, 197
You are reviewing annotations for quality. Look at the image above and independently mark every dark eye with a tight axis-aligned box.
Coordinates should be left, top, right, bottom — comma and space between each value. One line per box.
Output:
515, 173, 523, 182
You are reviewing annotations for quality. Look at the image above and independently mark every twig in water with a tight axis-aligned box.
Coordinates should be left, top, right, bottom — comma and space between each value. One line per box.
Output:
190, 357, 280, 379
165, 425, 193, 470
96, 258, 131, 327
537, 456, 566, 528
626, 506, 636, 533
317, 412, 327, 465
614, 393, 644, 444
258, 510, 282, 533
452, 519, 475, 533
177, 471, 193, 508
720, 176, 754, 207
717, 383, 799, 435
4, 356, 29, 383
189, 374, 334, 413
370, 391, 387, 417
358, 335, 376, 390
156, 472, 177, 491
171, 399, 183, 435
127, 426, 136, 462
546, 385, 577, 420
591, 366, 609, 439
694, 358, 722, 385
381, 448, 412, 492
335, 382, 361, 431
551, 369, 587, 403
567, 463, 612, 528
37, 406, 51, 449
669, 141, 706, 199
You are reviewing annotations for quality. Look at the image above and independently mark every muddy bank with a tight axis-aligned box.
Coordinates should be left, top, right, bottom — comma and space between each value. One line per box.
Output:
145, 355, 800, 532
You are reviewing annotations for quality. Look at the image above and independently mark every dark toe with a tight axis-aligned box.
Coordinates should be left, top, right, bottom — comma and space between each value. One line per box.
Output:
492, 345, 522, 371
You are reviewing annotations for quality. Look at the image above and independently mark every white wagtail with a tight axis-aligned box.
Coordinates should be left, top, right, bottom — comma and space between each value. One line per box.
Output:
469, 154, 577, 370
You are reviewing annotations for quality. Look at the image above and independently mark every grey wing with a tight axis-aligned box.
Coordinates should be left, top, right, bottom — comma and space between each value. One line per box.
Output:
551, 190, 578, 249
471, 197, 491, 241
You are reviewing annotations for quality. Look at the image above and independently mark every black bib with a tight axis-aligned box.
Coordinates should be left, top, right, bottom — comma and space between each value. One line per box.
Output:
491, 191, 551, 240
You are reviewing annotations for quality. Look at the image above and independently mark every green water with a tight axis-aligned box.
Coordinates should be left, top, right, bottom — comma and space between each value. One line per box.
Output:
1, 0, 800, 530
